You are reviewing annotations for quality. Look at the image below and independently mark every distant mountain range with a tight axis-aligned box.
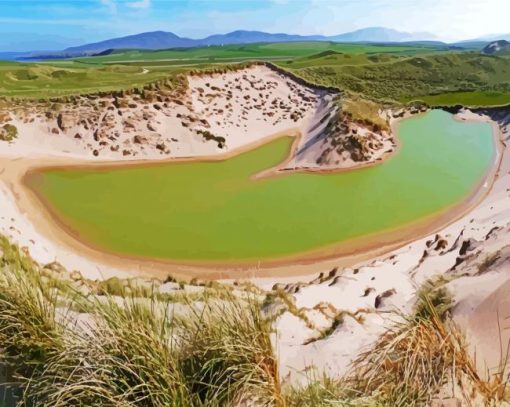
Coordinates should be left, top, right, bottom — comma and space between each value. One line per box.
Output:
328, 27, 436, 43
65, 31, 195, 53
0, 27, 441, 60
472, 33, 510, 42
65, 27, 437, 53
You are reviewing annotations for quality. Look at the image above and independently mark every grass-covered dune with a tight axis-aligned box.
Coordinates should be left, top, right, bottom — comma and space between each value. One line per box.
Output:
0, 61, 188, 99
0, 234, 508, 406
283, 52, 510, 106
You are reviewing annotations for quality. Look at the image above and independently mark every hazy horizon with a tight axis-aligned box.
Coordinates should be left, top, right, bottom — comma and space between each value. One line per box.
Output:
0, 0, 509, 52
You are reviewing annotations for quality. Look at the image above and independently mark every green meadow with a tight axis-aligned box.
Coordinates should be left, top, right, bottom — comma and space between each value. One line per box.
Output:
29, 110, 494, 262
75, 41, 446, 65
289, 52, 510, 103
0, 61, 185, 98
419, 91, 510, 107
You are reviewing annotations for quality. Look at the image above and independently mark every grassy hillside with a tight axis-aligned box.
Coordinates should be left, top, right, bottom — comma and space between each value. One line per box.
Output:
0, 61, 187, 98
0, 40, 392, 98
286, 52, 510, 105
277, 51, 403, 69
419, 90, 510, 107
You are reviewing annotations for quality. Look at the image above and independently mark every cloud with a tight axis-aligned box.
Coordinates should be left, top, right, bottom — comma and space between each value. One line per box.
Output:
100, 0, 117, 14
127, 0, 151, 9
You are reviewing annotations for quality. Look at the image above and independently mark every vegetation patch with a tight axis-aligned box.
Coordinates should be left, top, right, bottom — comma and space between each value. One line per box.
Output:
0, 123, 17, 141
285, 281, 508, 406
342, 94, 389, 131
0, 236, 281, 406
197, 130, 226, 148
293, 53, 510, 104
1, 235, 510, 406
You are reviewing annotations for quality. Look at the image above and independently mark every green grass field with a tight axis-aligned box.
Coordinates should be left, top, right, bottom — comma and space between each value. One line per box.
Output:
0, 61, 187, 98
75, 41, 447, 65
288, 53, 510, 103
418, 91, 510, 107
29, 111, 494, 262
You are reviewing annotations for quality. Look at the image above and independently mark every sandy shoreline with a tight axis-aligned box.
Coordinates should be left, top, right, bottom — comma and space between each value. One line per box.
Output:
0, 110, 502, 281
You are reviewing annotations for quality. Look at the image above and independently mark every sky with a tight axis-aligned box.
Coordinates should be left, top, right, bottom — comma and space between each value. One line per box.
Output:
0, 0, 509, 51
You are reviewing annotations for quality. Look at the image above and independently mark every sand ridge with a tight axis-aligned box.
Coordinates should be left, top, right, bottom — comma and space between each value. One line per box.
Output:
0, 65, 324, 161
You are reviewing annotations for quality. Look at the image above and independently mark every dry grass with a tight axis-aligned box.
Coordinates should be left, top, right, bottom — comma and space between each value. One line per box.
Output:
0, 237, 281, 406
284, 374, 352, 407
0, 124, 17, 141
20, 294, 281, 406
0, 237, 66, 387
477, 251, 501, 275
285, 279, 510, 406
1, 235, 510, 406
342, 94, 389, 132
26, 296, 191, 406
346, 286, 507, 406
177, 299, 283, 406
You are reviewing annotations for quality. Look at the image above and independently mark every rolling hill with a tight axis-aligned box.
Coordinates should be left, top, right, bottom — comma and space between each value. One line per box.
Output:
328, 27, 436, 42
482, 40, 510, 56
65, 31, 196, 53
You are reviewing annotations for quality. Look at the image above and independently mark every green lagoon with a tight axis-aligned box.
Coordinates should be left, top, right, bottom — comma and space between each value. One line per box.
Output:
29, 110, 495, 262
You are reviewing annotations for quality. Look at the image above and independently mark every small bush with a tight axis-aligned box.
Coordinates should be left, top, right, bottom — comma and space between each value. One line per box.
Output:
199, 130, 226, 148
477, 251, 501, 275
0, 123, 17, 141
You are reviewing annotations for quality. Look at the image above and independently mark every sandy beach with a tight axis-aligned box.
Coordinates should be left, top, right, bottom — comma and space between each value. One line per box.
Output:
268, 108, 510, 383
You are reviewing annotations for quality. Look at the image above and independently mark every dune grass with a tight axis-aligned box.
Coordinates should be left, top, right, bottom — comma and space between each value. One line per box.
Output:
1, 235, 509, 406
23, 295, 281, 406
293, 53, 510, 104
0, 236, 281, 406
342, 94, 389, 131
417, 90, 510, 107
285, 280, 509, 407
